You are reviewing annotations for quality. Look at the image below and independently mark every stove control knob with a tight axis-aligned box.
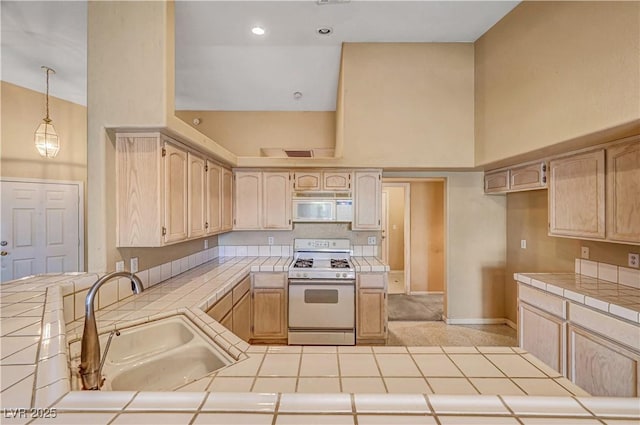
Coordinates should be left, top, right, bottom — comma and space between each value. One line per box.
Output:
336, 273, 340, 278
303, 273, 308, 278
342, 273, 347, 278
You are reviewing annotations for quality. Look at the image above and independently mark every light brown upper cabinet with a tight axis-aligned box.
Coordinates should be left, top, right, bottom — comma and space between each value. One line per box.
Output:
353, 170, 382, 230
263, 171, 292, 229
162, 142, 189, 244
234, 170, 292, 230
116, 132, 232, 247
549, 149, 605, 239
606, 140, 640, 243
484, 162, 547, 194
234, 171, 262, 230
293, 170, 352, 192
206, 160, 222, 235
188, 153, 207, 239
484, 170, 509, 193
221, 168, 233, 231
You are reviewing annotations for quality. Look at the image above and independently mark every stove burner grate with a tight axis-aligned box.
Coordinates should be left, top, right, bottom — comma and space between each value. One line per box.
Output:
330, 259, 350, 269
293, 258, 313, 268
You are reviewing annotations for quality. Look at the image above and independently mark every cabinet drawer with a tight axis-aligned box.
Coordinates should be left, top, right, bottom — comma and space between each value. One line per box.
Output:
207, 291, 232, 321
359, 273, 386, 289
569, 303, 640, 352
484, 170, 509, 193
233, 275, 250, 304
518, 284, 566, 319
252, 272, 286, 288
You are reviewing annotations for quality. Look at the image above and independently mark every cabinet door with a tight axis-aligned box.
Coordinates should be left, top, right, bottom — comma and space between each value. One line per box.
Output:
293, 171, 321, 191
353, 170, 382, 230
263, 171, 292, 229
484, 170, 509, 193
221, 168, 233, 231
206, 161, 222, 234
606, 140, 640, 243
220, 311, 233, 332
323, 171, 351, 191
549, 150, 605, 239
234, 171, 262, 230
188, 153, 206, 238
568, 325, 639, 397
357, 288, 386, 340
163, 142, 188, 243
519, 302, 565, 375
232, 291, 251, 342
251, 288, 287, 339
510, 162, 547, 191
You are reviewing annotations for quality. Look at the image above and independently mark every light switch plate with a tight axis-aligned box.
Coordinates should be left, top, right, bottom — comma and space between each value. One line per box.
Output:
629, 253, 640, 269
130, 257, 138, 273
204, 240, 208, 249
115, 260, 125, 272
581, 246, 590, 259
268, 237, 274, 245
368, 236, 377, 245
520, 240, 527, 249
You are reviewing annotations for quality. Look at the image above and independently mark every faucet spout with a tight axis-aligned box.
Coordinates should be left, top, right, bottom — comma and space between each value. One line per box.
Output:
80, 271, 143, 390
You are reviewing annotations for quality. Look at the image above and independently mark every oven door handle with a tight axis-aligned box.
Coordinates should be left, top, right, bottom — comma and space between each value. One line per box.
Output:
289, 279, 355, 286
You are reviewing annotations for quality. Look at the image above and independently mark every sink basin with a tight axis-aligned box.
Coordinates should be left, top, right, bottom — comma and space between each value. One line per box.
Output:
69, 315, 234, 391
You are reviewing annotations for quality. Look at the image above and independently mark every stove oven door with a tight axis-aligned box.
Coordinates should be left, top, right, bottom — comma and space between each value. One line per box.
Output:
288, 280, 355, 329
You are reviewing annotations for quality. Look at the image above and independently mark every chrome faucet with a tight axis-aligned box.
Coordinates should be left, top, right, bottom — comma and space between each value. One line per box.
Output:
80, 271, 143, 390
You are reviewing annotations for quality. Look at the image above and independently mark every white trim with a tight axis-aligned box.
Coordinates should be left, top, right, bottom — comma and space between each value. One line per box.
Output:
0, 177, 85, 272
408, 291, 444, 295
445, 317, 512, 325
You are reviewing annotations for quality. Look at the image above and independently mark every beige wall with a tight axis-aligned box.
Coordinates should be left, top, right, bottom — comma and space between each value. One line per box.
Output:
175, 111, 335, 157
409, 181, 445, 293
383, 186, 405, 271
505, 189, 636, 324
475, 1, 640, 167
1, 81, 88, 269
1, 81, 86, 183
386, 172, 506, 320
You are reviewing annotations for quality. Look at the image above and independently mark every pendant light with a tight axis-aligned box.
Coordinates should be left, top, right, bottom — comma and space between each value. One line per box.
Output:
34, 66, 60, 158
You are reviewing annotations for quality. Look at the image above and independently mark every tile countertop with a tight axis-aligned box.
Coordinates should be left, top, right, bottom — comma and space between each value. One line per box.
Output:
0, 259, 638, 425
515, 272, 640, 324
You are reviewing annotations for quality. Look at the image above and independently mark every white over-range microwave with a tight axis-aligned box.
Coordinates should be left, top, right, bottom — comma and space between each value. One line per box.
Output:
292, 195, 353, 223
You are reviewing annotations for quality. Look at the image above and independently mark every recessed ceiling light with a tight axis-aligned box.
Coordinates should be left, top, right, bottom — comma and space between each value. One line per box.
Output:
317, 27, 333, 35
251, 26, 265, 36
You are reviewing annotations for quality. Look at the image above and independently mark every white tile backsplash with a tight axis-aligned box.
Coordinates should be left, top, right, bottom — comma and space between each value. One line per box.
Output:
580, 259, 598, 278
259, 246, 271, 257
248, 245, 259, 256
619, 267, 640, 289
597, 262, 618, 283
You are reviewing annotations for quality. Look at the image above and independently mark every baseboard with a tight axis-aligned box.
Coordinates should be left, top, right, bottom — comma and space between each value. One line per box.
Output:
407, 291, 444, 295
505, 319, 517, 330
444, 317, 513, 325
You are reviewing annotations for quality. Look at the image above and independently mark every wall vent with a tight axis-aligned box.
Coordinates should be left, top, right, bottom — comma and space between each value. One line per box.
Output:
285, 150, 313, 158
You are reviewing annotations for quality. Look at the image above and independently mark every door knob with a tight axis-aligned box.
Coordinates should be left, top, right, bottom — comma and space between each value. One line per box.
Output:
0, 251, 8, 256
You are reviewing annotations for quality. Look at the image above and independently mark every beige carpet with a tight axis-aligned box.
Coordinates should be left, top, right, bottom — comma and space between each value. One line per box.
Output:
387, 321, 517, 347
388, 294, 443, 321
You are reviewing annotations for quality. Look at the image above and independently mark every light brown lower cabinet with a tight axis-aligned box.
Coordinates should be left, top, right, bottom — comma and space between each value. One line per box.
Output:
356, 273, 388, 344
568, 325, 640, 397
250, 272, 288, 344
519, 302, 565, 375
205, 274, 251, 343
232, 291, 251, 342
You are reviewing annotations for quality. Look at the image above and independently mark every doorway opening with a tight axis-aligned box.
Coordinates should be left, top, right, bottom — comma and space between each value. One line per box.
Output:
382, 178, 446, 322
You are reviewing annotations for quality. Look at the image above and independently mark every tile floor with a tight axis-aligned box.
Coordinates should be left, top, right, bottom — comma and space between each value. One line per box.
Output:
176, 345, 587, 397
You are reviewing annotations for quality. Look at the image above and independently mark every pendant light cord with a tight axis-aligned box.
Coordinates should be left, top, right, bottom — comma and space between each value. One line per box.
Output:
41, 66, 55, 123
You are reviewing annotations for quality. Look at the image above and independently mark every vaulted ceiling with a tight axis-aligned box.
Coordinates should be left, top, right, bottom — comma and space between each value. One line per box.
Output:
1, 1, 519, 110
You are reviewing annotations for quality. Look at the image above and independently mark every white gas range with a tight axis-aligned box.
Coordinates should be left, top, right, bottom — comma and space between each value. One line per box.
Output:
288, 239, 356, 345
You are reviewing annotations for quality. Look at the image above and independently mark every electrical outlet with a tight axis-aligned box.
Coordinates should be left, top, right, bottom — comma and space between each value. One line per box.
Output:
130, 257, 138, 273
520, 240, 527, 249
581, 246, 590, 260
204, 240, 208, 249
629, 253, 640, 269
268, 237, 274, 245
367, 236, 377, 245
115, 260, 124, 272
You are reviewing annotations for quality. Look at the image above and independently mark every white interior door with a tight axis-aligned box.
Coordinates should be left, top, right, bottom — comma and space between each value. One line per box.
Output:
1, 180, 81, 282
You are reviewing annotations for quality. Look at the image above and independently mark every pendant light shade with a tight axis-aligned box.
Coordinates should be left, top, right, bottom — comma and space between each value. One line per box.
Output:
35, 66, 60, 158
